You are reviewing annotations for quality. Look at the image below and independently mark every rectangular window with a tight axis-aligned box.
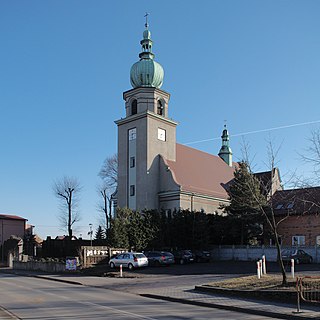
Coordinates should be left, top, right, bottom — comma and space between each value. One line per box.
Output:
128, 128, 136, 141
292, 235, 305, 246
130, 185, 135, 196
130, 156, 135, 168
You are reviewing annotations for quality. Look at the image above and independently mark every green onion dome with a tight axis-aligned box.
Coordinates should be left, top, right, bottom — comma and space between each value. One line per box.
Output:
130, 25, 164, 89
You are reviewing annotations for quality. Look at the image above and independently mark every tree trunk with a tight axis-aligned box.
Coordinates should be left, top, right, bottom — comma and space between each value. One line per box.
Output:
273, 224, 287, 285
68, 191, 73, 238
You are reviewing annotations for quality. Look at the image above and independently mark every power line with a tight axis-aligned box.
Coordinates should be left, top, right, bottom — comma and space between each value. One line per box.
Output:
183, 120, 320, 146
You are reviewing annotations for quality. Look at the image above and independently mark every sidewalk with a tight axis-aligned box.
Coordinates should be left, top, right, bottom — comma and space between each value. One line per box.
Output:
1, 268, 319, 319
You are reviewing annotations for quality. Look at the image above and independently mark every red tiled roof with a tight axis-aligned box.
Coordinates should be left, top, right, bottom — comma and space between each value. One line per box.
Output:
165, 144, 236, 199
0, 214, 27, 221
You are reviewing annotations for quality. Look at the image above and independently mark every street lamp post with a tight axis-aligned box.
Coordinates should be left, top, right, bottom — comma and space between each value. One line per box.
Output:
88, 224, 93, 248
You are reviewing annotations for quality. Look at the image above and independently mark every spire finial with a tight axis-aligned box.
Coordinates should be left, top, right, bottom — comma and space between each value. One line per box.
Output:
144, 12, 149, 29
224, 120, 227, 128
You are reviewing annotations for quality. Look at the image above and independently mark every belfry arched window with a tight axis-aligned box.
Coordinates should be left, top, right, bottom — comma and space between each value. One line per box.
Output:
131, 99, 137, 115
157, 100, 164, 116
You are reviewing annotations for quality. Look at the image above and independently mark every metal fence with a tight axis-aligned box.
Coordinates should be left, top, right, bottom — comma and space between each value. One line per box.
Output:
296, 276, 320, 312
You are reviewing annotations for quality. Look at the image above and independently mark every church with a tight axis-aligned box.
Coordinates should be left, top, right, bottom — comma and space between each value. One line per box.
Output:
114, 20, 237, 215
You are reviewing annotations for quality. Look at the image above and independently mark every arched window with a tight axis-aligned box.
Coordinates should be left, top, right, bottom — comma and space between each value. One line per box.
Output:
131, 99, 137, 115
157, 100, 164, 116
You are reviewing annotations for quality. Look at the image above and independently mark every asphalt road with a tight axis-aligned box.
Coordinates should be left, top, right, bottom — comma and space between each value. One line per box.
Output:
0, 273, 279, 320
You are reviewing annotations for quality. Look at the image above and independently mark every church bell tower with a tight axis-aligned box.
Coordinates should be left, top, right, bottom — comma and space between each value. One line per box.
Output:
115, 17, 178, 211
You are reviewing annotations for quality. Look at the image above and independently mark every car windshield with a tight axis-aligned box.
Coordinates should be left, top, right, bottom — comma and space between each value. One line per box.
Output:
134, 253, 145, 259
162, 252, 173, 256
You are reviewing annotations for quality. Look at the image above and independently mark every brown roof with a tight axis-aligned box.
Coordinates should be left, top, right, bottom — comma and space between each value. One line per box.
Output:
273, 187, 320, 215
165, 144, 236, 199
254, 169, 277, 190
0, 214, 27, 221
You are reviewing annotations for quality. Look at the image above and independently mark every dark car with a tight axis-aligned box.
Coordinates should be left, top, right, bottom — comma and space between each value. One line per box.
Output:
144, 251, 175, 266
193, 250, 211, 262
281, 249, 313, 264
172, 250, 194, 264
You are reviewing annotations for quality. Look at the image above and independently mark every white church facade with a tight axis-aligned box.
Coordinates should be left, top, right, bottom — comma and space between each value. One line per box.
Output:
115, 21, 236, 214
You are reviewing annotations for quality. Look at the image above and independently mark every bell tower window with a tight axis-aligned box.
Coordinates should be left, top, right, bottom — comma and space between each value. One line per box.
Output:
131, 99, 137, 115
157, 100, 164, 116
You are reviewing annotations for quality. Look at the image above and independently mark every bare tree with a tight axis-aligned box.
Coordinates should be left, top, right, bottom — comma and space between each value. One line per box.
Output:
300, 128, 320, 183
253, 141, 288, 285
235, 140, 289, 285
98, 154, 118, 235
53, 176, 82, 238
99, 153, 118, 190
97, 183, 113, 235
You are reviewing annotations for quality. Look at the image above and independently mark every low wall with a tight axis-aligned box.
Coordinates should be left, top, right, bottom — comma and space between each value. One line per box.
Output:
13, 260, 66, 273
211, 245, 320, 263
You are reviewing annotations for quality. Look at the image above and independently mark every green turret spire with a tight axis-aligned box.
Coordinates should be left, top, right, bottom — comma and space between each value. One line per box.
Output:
218, 124, 233, 167
130, 15, 164, 89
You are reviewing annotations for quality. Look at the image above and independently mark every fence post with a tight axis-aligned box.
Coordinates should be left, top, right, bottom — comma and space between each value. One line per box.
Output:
296, 277, 301, 313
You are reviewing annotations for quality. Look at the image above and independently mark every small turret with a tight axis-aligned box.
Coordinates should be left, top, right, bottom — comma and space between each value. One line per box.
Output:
218, 124, 233, 166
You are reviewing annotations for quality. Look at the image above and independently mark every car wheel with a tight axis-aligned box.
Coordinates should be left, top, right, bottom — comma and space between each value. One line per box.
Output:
179, 259, 184, 265
110, 262, 115, 269
128, 263, 134, 270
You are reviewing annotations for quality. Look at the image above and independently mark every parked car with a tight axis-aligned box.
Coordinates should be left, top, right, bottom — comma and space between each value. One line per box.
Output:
172, 250, 194, 264
109, 252, 148, 270
193, 250, 211, 262
281, 249, 313, 264
144, 251, 175, 266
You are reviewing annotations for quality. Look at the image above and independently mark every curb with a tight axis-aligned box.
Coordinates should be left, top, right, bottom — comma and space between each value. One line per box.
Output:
140, 293, 312, 320
33, 275, 83, 286
195, 285, 297, 303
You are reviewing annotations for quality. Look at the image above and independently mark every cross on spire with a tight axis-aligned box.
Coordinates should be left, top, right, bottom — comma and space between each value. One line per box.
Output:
144, 12, 149, 29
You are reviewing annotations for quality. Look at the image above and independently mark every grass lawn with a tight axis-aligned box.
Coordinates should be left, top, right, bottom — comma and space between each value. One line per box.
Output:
206, 274, 320, 291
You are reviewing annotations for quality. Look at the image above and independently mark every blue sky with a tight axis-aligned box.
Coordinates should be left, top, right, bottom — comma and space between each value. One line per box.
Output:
1, 1, 319, 239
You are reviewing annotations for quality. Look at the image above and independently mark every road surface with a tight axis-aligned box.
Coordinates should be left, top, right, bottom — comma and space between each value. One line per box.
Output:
0, 273, 280, 319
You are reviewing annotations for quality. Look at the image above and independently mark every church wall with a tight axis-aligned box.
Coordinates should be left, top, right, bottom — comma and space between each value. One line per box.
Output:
180, 193, 228, 214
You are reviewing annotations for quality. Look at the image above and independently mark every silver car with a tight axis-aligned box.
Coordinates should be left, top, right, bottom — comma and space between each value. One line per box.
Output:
109, 252, 148, 270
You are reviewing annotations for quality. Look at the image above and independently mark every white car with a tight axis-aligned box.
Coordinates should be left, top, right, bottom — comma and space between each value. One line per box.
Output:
109, 252, 148, 270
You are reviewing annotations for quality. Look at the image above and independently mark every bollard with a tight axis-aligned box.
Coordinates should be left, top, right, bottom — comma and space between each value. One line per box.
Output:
259, 259, 263, 276
120, 264, 123, 278
291, 259, 295, 279
262, 255, 267, 275
257, 261, 261, 279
